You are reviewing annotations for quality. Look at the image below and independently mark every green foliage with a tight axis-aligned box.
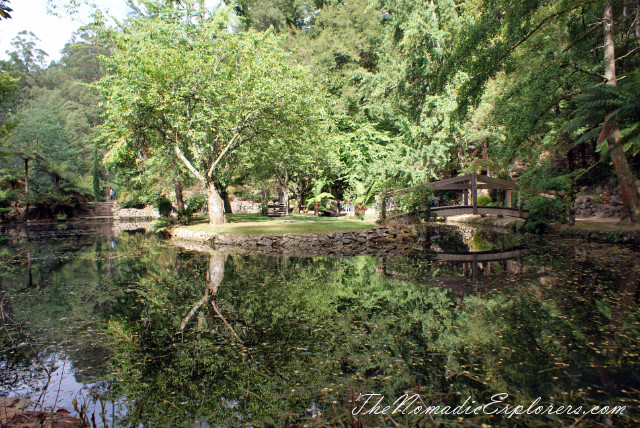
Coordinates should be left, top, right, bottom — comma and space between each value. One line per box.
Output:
519, 162, 578, 195
233, 190, 261, 203
96, 6, 323, 223
172, 193, 207, 225
305, 192, 335, 210
156, 197, 172, 217
177, 209, 193, 225
524, 196, 568, 233
567, 73, 640, 156
0, 189, 17, 220
150, 219, 171, 236
0, 28, 106, 215
119, 196, 146, 209
470, 233, 497, 251
395, 186, 433, 218
3, 229, 640, 426
476, 194, 492, 206
517, 162, 578, 233
92, 143, 102, 202
186, 193, 207, 213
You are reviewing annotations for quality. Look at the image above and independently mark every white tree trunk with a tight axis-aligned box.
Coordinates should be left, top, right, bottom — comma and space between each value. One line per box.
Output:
207, 182, 226, 225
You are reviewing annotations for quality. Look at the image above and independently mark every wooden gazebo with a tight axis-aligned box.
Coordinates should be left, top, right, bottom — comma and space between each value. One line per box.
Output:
430, 173, 528, 219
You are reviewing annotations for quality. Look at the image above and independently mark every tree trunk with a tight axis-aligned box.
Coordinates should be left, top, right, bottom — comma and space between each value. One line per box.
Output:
280, 170, 290, 215
292, 193, 302, 213
93, 144, 101, 202
281, 185, 289, 215
637, 0, 640, 38
380, 194, 387, 222
275, 170, 289, 216
207, 182, 226, 225
174, 176, 184, 212
24, 158, 29, 194
207, 252, 226, 295
604, 2, 640, 221
221, 187, 233, 213
179, 251, 226, 333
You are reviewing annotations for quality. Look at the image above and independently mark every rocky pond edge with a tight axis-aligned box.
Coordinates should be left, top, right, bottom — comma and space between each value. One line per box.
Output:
170, 225, 428, 257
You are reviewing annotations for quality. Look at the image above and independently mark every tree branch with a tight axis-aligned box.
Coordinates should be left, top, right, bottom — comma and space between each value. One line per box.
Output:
207, 132, 241, 180
174, 141, 205, 183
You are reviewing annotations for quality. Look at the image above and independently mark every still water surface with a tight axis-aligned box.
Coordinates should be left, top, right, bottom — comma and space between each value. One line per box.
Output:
0, 224, 638, 426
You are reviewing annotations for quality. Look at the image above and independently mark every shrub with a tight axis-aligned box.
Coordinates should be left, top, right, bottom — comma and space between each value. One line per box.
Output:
0, 190, 17, 221
156, 197, 173, 217
120, 195, 146, 209
476, 194, 492, 206
187, 193, 207, 213
523, 195, 568, 233
178, 207, 194, 225
395, 187, 433, 219
150, 219, 171, 236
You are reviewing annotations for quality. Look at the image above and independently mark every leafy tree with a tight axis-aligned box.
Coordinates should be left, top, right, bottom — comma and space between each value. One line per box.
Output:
0, 28, 108, 217
97, 4, 322, 224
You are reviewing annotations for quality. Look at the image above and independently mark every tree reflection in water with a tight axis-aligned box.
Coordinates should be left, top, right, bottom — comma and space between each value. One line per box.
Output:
0, 229, 638, 426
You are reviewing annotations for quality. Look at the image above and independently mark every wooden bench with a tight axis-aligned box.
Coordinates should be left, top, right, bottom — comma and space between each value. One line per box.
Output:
266, 203, 287, 217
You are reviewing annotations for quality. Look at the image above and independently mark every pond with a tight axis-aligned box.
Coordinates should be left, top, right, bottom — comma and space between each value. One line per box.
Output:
0, 223, 638, 426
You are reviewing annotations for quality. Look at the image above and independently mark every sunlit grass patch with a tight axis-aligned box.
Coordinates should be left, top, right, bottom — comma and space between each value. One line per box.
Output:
180, 215, 375, 235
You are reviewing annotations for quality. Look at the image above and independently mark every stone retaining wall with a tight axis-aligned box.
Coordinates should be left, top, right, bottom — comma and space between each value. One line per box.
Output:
116, 206, 160, 219
574, 193, 624, 218
574, 183, 640, 218
171, 225, 425, 257
230, 198, 260, 213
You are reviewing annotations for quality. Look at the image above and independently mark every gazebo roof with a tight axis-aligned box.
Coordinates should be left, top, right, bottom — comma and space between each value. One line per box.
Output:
431, 173, 519, 191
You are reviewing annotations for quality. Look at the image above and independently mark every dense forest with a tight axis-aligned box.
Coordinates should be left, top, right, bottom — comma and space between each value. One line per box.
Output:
0, 0, 639, 227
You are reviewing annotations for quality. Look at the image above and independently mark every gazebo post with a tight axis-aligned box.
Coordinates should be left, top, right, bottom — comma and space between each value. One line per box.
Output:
472, 254, 478, 286
463, 189, 468, 205
506, 189, 512, 208
471, 172, 477, 214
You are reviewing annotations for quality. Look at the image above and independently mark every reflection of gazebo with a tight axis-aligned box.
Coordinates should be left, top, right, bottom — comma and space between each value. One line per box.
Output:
432, 247, 530, 295
431, 173, 528, 219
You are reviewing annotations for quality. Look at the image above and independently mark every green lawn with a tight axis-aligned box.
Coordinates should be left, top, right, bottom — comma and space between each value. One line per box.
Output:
181, 213, 375, 235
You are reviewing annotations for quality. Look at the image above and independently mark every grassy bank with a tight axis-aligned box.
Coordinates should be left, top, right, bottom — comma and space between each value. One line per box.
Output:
564, 218, 640, 233
180, 213, 376, 235
550, 217, 640, 245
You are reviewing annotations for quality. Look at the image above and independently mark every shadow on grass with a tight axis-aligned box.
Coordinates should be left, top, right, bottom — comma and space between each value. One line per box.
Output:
190, 213, 363, 224
188, 213, 275, 226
